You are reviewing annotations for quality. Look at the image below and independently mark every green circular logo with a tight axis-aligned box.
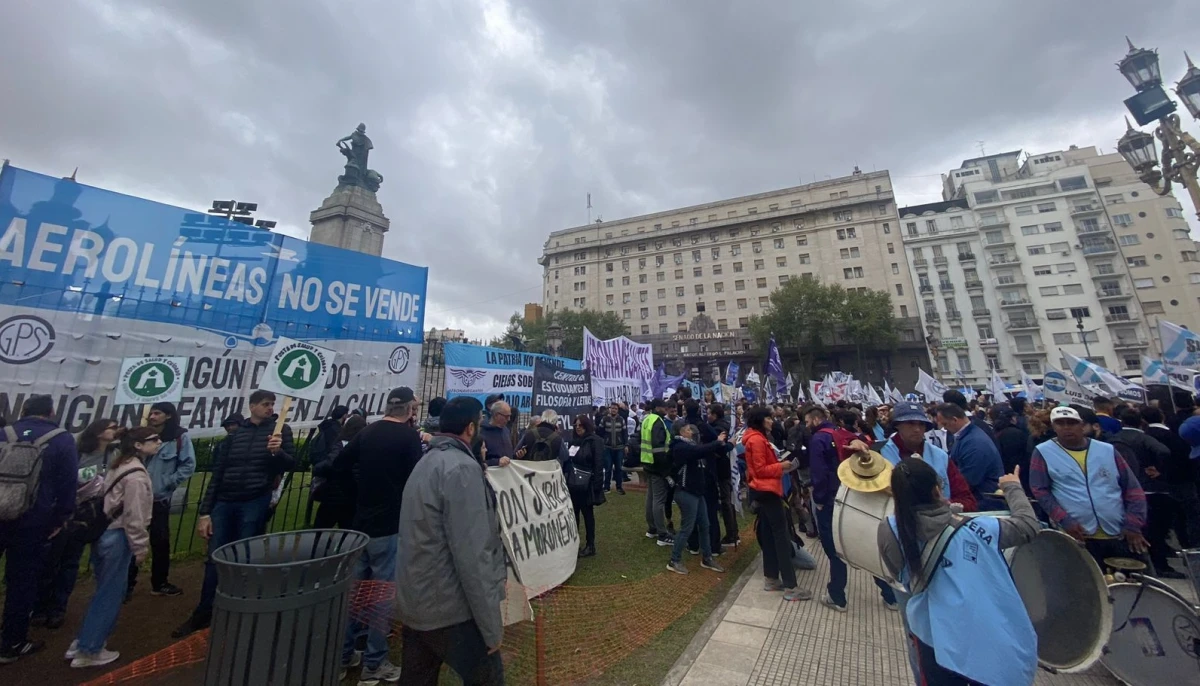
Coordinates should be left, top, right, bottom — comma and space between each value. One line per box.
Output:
127, 362, 176, 399
277, 349, 323, 391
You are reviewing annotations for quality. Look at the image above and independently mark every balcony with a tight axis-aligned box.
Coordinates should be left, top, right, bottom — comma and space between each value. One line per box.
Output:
1005, 318, 1039, 331
979, 338, 999, 347
1105, 313, 1133, 324
913, 258, 929, 268
958, 252, 977, 262
1098, 288, 1131, 300
972, 307, 992, 318
1071, 204, 1104, 217
946, 309, 962, 321
1013, 345, 1047, 355
924, 311, 941, 322
980, 218, 1010, 228
920, 284, 934, 294
994, 275, 1025, 287
940, 281, 955, 292
984, 234, 1015, 247
1081, 242, 1118, 257
965, 280, 984, 290
1113, 338, 1148, 350
989, 255, 1020, 266
933, 256, 949, 266
1000, 298, 1032, 308
1076, 223, 1110, 236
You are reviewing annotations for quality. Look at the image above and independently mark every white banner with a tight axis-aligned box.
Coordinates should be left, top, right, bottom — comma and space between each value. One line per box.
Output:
1042, 367, 1094, 408
582, 328, 654, 406
486, 459, 578, 596
114, 356, 188, 406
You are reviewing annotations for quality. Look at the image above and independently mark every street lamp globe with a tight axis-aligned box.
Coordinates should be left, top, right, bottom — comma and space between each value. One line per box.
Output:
1117, 119, 1160, 177
546, 323, 564, 355
1118, 38, 1162, 92
1177, 52, 1200, 120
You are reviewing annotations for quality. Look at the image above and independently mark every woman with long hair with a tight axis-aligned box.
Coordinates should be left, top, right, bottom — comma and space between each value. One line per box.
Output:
32, 420, 120, 628
67, 426, 157, 668
744, 406, 808, 601
568, 415, 605, 558
878, 458, 1039, 686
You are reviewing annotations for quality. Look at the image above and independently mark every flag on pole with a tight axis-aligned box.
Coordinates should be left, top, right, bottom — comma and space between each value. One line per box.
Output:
809, 380, 822, 404
785, 372, 796, 400
987, 369, 1009, 398
745, 366, 761, 387
865, 384, 883, 406
1061, 349, 1144, 401
724, 361, 740, 387
766, 337, 786, 393
1160, 319, 1200, 368
1141, 355, 1197, 391
915, 369, 948, 401
1020, 370, 1043, 401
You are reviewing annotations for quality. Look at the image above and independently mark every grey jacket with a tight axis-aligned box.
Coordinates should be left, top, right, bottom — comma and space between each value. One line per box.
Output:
397, 434, 507, 648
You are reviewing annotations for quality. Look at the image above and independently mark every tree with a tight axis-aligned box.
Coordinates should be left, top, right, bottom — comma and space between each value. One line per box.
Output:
489, 309, 627, 359
749, 276, 897, 381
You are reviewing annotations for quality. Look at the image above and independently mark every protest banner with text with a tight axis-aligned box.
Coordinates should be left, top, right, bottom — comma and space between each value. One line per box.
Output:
530, 359, 593, 428
582, 327, 654, 406
486, 460, 578, 596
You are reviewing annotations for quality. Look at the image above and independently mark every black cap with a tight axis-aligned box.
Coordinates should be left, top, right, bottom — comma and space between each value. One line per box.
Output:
221, 412, 245, 427
387, 387, 416, 407
330, 405, 350, 420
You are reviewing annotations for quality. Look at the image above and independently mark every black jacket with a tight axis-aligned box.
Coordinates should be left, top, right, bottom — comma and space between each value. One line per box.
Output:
309, 417, 342, 466
311, 438, 356, 508
1109, 428, 1169, 492
568, 433, 605, 492
200, 416, 295, 515
669, 437, 725, 496
993, 424, 1030, 475
1145, 424, 1196, 485
597, 414, 627, 450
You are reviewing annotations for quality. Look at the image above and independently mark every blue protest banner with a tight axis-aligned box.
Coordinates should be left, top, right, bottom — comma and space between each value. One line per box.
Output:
443, 342, 582, 415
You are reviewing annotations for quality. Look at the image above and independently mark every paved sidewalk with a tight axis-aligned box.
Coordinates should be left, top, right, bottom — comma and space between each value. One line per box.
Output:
668, 536, 1129, 686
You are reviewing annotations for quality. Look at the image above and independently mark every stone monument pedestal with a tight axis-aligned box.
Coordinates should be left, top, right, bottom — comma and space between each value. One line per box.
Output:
308, 185, 389, 257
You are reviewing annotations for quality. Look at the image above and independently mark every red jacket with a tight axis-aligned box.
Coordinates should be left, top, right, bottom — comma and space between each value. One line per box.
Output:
743, 428, 783, 497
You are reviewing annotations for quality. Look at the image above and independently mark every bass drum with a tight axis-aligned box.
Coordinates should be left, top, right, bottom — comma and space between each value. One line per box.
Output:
1103, 577, 1200, 686
832, 484, 893, 580
1008, 529, 1112, 673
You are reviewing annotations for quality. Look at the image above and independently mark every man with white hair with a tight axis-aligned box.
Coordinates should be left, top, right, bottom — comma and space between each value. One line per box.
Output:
515, 410, 567, 462
477, 400, 515, 467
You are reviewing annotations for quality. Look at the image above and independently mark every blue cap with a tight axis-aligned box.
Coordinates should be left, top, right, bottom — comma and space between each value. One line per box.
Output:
1180, 416, 1200, 459
891, 401, 934, 429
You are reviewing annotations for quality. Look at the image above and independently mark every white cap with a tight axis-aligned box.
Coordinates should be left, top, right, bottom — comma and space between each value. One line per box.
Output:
1050, 406, 1082, 422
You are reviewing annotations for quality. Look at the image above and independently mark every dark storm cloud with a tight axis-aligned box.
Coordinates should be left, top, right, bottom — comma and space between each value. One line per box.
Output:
1, 0, 1195, 338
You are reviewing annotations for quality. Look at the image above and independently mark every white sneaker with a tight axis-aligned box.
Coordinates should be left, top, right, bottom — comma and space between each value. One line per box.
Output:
64, 640, 79, 661
71, 648, 120, 668
358, 659, 402, 685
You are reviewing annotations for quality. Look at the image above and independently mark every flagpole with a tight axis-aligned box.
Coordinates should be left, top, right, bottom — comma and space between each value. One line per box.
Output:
1154, 316, 1180, 415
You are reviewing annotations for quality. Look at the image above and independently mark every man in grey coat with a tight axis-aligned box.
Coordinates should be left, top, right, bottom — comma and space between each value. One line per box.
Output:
397, 396, 506, 685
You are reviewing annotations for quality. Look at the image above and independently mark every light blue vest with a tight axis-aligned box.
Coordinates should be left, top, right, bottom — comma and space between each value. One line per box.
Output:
888, 516, 1038, 686
881, 440, 951, 500
1036, 439, 1124, 537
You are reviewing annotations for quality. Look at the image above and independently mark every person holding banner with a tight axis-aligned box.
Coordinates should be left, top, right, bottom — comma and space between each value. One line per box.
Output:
172, 390, 295, 639
398, 397, 506, 686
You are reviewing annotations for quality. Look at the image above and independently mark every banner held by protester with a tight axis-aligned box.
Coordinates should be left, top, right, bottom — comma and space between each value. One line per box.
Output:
530, 360, 593, 428
486, 459, 578, 596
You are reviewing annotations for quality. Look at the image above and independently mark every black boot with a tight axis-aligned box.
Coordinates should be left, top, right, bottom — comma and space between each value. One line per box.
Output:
578, 545, 596, 558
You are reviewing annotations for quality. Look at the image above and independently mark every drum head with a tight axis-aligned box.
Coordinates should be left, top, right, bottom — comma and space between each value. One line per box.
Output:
1103, 581, 1200, 686
1008, 529, 1112, 672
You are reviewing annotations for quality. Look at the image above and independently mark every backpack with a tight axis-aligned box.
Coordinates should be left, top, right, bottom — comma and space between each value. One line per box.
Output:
71, 466, 147, 543
817, 427, 859, 463
526, 427, 560, 462
0, 425, 67, 521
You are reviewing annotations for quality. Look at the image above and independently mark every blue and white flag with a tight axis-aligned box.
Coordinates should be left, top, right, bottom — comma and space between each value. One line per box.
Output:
1141, 355, 1196, 391
745, 366, 761, 387
987, 369, 1009, 399
785, 373, 796, 400
1061, 349, 1144, 401
1020, 370, 1044, 401
915, 368, 948, 401
724, 361, 740, 386
766, 337, 786, 391
1160, 319, 1200, 368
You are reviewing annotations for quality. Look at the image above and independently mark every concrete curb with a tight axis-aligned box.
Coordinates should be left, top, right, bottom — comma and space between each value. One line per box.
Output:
660, 553, 760, 686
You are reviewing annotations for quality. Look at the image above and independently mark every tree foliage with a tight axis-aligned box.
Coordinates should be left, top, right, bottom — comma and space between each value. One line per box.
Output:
488, 309, 627, 359
748, 275, 898, 379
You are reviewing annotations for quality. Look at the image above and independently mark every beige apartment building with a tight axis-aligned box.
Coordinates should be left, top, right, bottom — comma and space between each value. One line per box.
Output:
538, 170, 928, 386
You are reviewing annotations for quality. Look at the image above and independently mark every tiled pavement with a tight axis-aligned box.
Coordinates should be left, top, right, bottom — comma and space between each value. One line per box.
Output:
667, 534, 1200, 686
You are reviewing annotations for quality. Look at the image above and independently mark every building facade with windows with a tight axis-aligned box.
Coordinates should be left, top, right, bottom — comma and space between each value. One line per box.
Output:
538, 170, 928, 386
938, 147, 1154, 377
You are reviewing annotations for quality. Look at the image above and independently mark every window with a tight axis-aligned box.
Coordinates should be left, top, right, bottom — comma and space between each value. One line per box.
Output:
1113, 213, 1133, 226
843, 266, 864, 279
656, 272, 665, 282
754, 259, 764, 270
735, 280, 745, 291
659, 323, 668, 333
640, 291, 648, 302
690, 235, 700, 244
693, 267, 703, 277
1058, 177, 1087, 192
622, 293, 631, 304
1174, 229, 1191, 240
673, 253, 683, 265
716, 300, 726, 311
1127, 255, 1147, 267
756, 277, 767, 288
640, 307, 648, 319
779, 275, 790, 285
773, 238, 784, 249
657, 288, 666, 299
676, 304, 686, 316
737, 298, 748, 309
774, 256, 786, 268
1028, 245, 1047, 255
1021, 360, 1042, 374
1056, 263, 1076, 273
907, 222, 918, 236
1037, 202, 1057, 213
1043, 222, 1063, 233
834, 210, 853, 222
711, 247, 720, 259
892, 263, 900, 274
900, 305, 909, 318
975, 190, 998, 204
714, 282, 724, 293
950, 216, 965, 229
674, 269, 683, 279
637, 258, 646, 269
932, 245, 944, 257
1015, 205, 1034, 216
798, 253, 811, 264
733, 262, 743, 272
796, 235, 808, 247
752, 241, 762, 253
1143, 301, 1165, 314
1046, 308, 1066, 320
1052, 332, 1074, 345
675, 286, 685, 297
1105, 194, 1124, 205
896, 284, 904, 296
658, 306, 667, 316
758, 296, 769, 307
1167, 207, 1185, 218
713, 264, 723, 275
1183, 251, 1199, 262
638, 274, 647, 284
692, 250, 701, 263
883, 222, 891, 234
1021, 225, 1040, 236
731, 244, 742, 256
925, 219, 938, 234
1191, 273, 1200, 284
1063, 284, 1084, 295
1134, 278, 1155, 289
836, 227, 857, 239
1040, 286, 1059, 296
622, 276, 630, 286
655, 255, 664, 267
605, 294, 614, 305
978, 323, 993, 338
605, 278, 613, 287
1032, 265, 1052, 276
1069, 307, 1091, 319
888, 242, 895, 254
1118, 235, 1141, 246
641, 325, 649, 335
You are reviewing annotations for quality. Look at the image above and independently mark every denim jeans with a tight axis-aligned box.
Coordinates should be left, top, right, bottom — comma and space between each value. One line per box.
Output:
343, 534, 398, 670
815, 502, 848, 607
76, 529, 132, 653
196, 494, 272, 618
604, 448, 626, 489
671, 491, 711, 563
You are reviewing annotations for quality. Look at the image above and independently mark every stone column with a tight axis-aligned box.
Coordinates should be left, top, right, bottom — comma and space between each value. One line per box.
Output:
308, 185, 390, 256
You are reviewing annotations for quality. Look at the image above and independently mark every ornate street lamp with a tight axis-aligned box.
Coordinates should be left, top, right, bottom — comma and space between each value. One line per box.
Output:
545, 321, 563, 357
1115, 40, 1200, 220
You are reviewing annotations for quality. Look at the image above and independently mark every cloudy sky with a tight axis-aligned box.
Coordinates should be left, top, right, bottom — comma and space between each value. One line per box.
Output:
3, 0, 1197, 340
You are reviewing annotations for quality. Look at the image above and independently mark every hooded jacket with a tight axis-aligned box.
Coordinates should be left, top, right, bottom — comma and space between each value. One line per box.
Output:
670, 435, 726, 496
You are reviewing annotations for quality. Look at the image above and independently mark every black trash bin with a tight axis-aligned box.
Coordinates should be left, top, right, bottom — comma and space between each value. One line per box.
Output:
205, 529, 369, 686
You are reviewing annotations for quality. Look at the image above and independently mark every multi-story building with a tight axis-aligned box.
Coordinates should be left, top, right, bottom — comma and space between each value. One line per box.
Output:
539, 170, 929, 387
926, 146, 1186, 380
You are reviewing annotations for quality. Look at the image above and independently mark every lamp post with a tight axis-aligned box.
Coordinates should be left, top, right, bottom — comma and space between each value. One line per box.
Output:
1074, 312, 1093, 359
207, 200, 277, 230
545, 321, 563, 357
1115, 40, 1200, 221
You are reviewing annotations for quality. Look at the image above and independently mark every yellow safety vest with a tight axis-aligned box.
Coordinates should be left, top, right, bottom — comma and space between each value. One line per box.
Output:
640, 413, 669, 465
